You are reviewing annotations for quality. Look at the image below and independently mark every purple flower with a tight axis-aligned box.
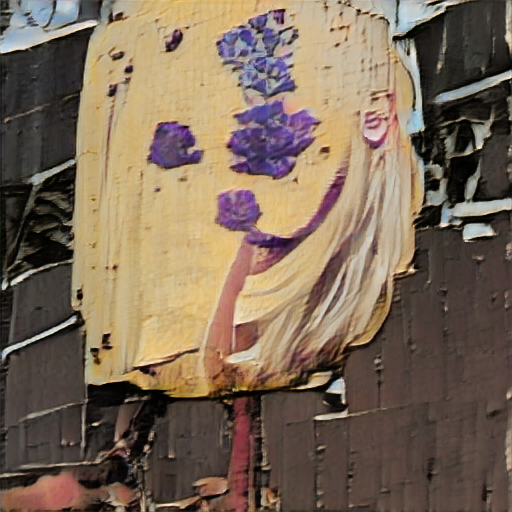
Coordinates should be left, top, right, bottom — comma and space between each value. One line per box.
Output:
217, 26, 259, 66
248, 13, 268, 31
234, 101, 286, 125
288, 110, 320, 139
216, 10, 297, 74
240, 56, 295, 97
165, 29, 183, 52
216, 189, 262, 231
227, 101, 319, 179
272, 9, 286, 25
148, 122, 203, 169
262, 27, 281, 55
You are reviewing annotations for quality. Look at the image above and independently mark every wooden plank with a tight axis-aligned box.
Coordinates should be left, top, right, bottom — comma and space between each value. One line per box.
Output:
314, 416, 350, 511
5, 426, 20, 471
379, 286, 409, 409
377, 408, 410, 512
347, 411, 380, 509
261, 391, 329, 500
23, 411, 61, 466
9, 264, 74, 344
403, 404, 434, 512
489, 411, 510, 512
282, 420, 317, 512
149, 400, 230, 503
59, 404, 83, 463
1, 96, 79, 185
344, 339, 381, 413
429, 401, 479, 512
5, 328, 84, 427
0, 29, 91, 120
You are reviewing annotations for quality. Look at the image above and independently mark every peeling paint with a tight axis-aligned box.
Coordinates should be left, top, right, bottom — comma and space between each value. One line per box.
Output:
435, 70, 512, 104
0, 20, 97, 53
1, 314, 80, 364
462, 223, 496, 242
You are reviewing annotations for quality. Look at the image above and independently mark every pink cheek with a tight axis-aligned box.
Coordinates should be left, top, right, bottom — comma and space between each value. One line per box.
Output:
363, 114, 389, 148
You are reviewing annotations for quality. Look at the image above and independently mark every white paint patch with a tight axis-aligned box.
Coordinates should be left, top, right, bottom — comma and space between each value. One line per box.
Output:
462, 223, 496, 242
1, 314, 80, 364
395, 0, 472, 36
326, 377, 346, 398
435, 70, 512, 104
29, 158, 76, 185
2, 259, 73, 291
452, 198, 512, 218
1, 20, 97, 53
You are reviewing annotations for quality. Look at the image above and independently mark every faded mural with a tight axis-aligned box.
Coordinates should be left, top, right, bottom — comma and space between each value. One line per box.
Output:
73, 2, 420, 396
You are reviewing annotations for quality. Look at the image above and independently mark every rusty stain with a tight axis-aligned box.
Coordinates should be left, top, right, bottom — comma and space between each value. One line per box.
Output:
90, 347, 101, 364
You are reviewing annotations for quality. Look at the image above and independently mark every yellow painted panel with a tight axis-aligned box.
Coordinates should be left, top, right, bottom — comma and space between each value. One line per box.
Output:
73, 1, 421, 396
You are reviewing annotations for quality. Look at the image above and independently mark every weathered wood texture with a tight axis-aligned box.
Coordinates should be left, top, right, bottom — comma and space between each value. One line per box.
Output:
5, 404, 83, 471
316, 7, 511, 508
274, 3, 512, 509
1, 32, 92, 185
316, 215, 511, 511
262, 391, 330, 511
413, 0, 511, 106
147, 400, 231, 503
1, 29, 93, 474
8, 264, 75, 344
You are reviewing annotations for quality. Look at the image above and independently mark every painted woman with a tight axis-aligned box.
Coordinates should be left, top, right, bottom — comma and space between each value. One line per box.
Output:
73, 1, 422, 509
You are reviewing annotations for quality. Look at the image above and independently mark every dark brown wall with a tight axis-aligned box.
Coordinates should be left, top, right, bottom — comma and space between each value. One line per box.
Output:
1, 28, 94, 472
315, 217, 511, 512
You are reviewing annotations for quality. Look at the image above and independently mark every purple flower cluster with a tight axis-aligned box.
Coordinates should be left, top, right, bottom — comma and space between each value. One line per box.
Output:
240, 57, 295, 98
217, 10, 298, 98
215, 11, 322, 237
227, 101, 319, 179
148, 122, 203, 169
216, 189, 262, 231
